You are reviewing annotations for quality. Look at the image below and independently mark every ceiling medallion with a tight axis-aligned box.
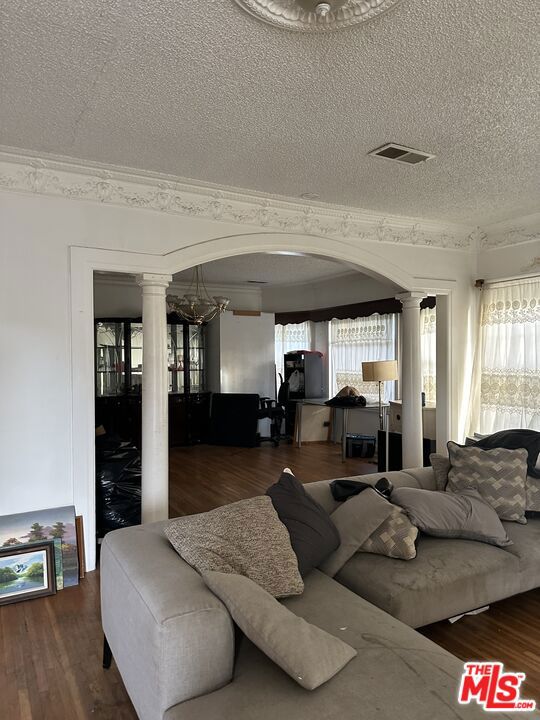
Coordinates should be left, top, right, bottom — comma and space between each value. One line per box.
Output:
233, 0, 403, 32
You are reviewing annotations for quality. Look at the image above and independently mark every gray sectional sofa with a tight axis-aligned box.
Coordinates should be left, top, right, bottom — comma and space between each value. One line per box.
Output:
101, 466, 539, 720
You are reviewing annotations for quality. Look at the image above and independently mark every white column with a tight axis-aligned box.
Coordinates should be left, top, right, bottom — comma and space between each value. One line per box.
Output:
435, 294, 451, 453
396, 292, 426, 469
136, 273, 172, 524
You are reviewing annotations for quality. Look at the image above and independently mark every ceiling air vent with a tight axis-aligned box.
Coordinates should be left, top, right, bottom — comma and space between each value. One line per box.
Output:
369, 143, 435, 165
247, 280, 268, 284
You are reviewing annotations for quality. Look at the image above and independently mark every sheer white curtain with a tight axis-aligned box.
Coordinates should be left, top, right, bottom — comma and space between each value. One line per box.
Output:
329, 314, 398, 400
275, 322, 312, 380
420, 306, 436, 404
469, 278, 540, 434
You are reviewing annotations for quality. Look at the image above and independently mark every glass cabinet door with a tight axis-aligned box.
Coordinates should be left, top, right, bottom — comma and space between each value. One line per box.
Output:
188, 325, 205, 393
95, 322, 125, 396
129, 323, 143, 393
167, 324, 185, 394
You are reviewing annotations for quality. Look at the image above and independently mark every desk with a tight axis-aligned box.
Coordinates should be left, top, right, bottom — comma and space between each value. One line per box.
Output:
295, 399, 388, 462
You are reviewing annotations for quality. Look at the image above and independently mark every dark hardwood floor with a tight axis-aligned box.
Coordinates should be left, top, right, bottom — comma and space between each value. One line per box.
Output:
1, 442, 539, 719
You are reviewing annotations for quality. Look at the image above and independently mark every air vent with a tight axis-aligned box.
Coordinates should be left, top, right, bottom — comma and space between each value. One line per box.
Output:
369, 143, 435, 165
247, 280, 268, 284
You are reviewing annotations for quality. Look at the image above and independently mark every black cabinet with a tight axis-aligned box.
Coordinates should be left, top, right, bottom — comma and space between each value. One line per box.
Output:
377, 431, 436, 472
95, 316, 209, 447
283, 351, 324, 400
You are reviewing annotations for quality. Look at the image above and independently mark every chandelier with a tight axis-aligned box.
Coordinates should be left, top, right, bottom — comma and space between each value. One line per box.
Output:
233, 0, 402, 32
166, 266, 230, 325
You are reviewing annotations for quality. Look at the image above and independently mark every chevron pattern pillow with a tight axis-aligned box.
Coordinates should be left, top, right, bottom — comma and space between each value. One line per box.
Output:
446, 442, 528, 523
526, 476, 540, 514
359, 506, 418, 560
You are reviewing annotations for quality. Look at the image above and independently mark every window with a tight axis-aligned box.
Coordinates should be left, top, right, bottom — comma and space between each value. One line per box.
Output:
420, 306, 436, 404
471, 278, 540, 433
329, 314, 398, 400
275, 322, 312, 381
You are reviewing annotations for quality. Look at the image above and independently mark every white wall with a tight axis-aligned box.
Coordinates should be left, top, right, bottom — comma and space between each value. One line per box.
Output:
262, 272, 399, 313
216, 312, 276, 398
0, 179, 477, 570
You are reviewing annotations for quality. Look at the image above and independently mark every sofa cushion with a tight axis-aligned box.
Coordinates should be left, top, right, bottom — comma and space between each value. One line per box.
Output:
202, 571, 356, 690
165, 496, 303, 598
446, 442, 528, 523
334, 534, 521, 628
166, 570, 512, 720
266, 469, 339, 576
500, 517, 540, 591
391, 487, 512, 548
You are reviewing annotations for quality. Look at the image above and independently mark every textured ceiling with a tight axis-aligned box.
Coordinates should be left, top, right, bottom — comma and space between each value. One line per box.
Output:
1, 1, 539, 225
173, 252, 359, 286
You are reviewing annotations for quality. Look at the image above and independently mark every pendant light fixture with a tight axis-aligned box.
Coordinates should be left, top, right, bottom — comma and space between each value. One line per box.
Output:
166, 265, 230, 325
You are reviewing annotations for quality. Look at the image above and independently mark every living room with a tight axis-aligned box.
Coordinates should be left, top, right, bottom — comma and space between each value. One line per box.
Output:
1, 1, 539, 719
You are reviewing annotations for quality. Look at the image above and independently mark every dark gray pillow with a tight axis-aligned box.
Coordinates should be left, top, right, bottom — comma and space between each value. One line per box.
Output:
391, 487, 512, 548
266, 469, 340, 576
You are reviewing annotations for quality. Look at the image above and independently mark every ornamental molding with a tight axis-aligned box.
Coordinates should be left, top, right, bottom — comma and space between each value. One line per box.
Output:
233, 0, 402, 32
0, 148, 475, 251
479, 213, 540, 250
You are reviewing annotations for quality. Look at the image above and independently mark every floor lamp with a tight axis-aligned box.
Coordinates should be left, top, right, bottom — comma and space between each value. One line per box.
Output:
362, 360, 399, 472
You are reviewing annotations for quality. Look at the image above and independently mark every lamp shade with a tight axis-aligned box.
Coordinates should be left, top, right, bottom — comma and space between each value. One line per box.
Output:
362, 360, 398, 382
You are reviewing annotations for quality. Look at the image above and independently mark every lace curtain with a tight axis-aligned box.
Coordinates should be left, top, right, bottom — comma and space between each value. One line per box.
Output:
329, 314, 398, 400
469, 278, 540, 434
275, 322, 312, 380
420, 306, 436, 404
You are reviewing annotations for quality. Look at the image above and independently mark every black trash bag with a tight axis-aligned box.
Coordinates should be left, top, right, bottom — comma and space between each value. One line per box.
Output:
96, 438, 141, 535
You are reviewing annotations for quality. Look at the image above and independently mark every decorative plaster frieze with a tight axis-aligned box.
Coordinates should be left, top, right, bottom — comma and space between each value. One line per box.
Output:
480, 213, 540, 250
0, 149, 474, 251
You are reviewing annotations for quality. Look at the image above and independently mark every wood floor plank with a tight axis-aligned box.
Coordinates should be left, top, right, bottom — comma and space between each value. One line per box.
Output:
1, 442, 538, 718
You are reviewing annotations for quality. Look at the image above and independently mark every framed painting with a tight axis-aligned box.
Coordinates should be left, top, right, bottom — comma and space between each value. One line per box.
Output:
0, 542, 57, 605
0, 505, 79, 587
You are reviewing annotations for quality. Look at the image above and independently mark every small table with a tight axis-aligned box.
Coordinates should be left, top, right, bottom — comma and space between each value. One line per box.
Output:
295, 399, 388, 462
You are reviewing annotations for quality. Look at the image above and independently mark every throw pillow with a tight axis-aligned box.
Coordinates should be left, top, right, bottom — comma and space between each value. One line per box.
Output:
429, 453, 451, 491
359, 505, 418, 560
203, 571, 356, 690
526, 475, 540, 515
165, 495, 304, 598
446, 442, 528, 524
391, 487, 512, 548
319, 489, 394, 577
266, 469, 340, 576
469, 429, 540, 479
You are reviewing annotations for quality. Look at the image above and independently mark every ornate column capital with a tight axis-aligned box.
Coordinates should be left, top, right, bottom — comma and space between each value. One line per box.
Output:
396, 291, 428, 309
136, 272, 172, 289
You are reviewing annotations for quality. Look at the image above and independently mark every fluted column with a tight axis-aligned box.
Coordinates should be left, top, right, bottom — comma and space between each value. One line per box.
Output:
396, 292, 426, 469
136, 272, 172, 523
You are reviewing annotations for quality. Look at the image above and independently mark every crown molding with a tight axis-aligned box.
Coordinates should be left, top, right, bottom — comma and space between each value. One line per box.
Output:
0, 147, 477, 252
94, 272, 261, 296
479, 212, 540, 250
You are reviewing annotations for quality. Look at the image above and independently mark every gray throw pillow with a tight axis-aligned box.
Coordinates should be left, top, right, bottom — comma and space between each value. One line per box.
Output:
319, 489, 394, 577
429, 453, 450, 491
526, 475, 540, 513
266, 469, 340, 576
446, 442, 528, 524
359, 505, 418, 560
392, 487, 512, 548
203, 571, 356, 690
165, 496, 304, 598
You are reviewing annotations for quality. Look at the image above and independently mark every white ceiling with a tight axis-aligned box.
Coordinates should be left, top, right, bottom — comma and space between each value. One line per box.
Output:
173, 252, 361, 287
1, 1, 539, 225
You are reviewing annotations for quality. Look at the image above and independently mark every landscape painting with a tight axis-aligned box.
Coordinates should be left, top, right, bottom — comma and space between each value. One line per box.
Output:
0, 506, 79, 587
0, 542, 56, 605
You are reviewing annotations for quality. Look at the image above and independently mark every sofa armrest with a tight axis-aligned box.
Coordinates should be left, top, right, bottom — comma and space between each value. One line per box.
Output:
101, 522, 234, 720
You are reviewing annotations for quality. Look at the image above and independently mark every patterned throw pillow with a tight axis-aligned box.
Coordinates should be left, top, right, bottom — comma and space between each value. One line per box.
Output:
429, 453, 451, 491
359, 505, 418, 560
526, 476, 540, 514
165, 496, 304, 598
446, 442, 528, 524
